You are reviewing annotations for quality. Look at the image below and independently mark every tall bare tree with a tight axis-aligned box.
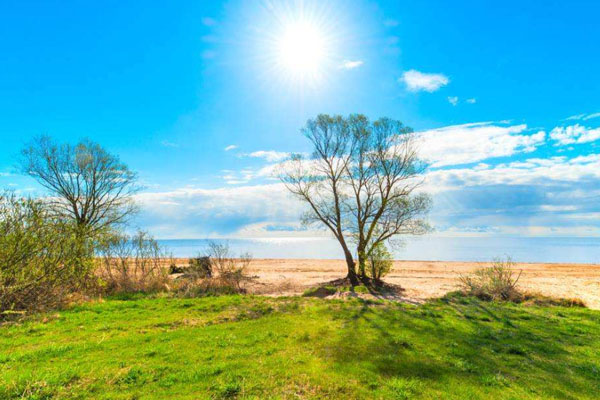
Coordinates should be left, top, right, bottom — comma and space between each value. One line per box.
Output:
281, 114, 431, 285
20, 136, 139, 234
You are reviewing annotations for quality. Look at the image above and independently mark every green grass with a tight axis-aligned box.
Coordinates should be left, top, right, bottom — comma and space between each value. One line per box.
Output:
302, 284, 378, 297
1, 294, 599, 399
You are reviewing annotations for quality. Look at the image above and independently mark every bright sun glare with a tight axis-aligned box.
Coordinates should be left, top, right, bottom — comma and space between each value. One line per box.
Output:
276, 21, 326, 78
256, 2, 342, 89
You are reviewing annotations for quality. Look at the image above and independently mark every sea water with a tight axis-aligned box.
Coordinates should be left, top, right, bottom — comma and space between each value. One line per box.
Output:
158, 236, 599, 264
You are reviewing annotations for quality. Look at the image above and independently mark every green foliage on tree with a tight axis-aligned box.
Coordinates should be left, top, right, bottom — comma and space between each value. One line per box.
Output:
366, 242, 393, 281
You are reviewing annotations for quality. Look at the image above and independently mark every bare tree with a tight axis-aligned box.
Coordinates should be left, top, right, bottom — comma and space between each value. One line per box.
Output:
281, 114, 431, 285
20, 136, 139, 234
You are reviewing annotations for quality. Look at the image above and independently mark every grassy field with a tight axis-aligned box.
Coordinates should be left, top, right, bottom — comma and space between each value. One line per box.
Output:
1, 294, 599, 399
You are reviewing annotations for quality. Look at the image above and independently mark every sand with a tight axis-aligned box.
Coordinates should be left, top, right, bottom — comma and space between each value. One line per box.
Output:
239, 259, 600, 309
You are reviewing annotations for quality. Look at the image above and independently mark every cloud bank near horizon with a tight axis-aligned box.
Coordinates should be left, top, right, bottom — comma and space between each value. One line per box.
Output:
133, 118, 600, 239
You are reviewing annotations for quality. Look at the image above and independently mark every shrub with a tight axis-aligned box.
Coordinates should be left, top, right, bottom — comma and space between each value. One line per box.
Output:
205, 242, 253, 291
366, 243, 393, 281
459, 258, 522, 301
96, 231, 170, 294
174, 242, 253, 297
187, 256, 212, 278
0, 193, 94, 316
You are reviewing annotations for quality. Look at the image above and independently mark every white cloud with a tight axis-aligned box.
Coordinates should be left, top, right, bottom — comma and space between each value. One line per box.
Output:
466, 98, 477, 104
564, 112, 600, 121
133, 114, 600, 240
423, 154, 600, 193
247, 150, 290, 162
220, 161, 281, 185
550, 124, 600, 145
418, 154, 600, 237
447, 96, 459, 106
133, 149, 600, 239
340, 60, 364, 70
565, 113, 586, 121
417, 122, 546, 168
222, 168, 256, 185
135, 183, 305, 238
161, 140, 179, 148
400, 70, 449, 92
583, 112, 600, 121
540, 205, 577, 212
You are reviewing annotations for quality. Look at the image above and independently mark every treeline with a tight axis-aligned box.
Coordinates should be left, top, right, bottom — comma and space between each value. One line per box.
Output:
1, 137, 250, 318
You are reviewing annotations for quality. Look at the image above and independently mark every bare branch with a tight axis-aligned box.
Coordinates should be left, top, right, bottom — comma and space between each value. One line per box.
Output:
279, 114, 431, 282
20, 136, 140, 233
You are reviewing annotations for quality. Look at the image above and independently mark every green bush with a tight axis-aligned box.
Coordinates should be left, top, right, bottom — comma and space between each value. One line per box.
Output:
459, 258, 522, 301
0, 193, 94, 316
366, 243, 393, 281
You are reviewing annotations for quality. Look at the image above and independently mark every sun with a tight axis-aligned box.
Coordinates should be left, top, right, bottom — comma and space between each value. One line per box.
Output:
251, 1, 345, 90
276, 20, 326, 78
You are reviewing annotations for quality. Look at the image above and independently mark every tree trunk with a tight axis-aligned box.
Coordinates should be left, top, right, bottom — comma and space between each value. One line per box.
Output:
343, 250, 359, 286
357, 243, 367, 278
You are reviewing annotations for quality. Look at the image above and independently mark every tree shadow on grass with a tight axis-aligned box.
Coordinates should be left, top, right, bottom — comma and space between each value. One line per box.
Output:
321, 302, 447, 380
305, 277, 424, 305
317, 298, 600, 398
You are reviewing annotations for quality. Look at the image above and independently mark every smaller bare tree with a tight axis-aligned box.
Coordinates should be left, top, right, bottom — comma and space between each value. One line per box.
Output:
206, 242, 253, 291
96, 231, 169, 294
20, 136, 139, 235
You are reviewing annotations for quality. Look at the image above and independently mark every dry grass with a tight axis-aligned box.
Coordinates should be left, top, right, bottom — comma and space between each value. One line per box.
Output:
96, 232, 171, 295
520, 292, 587, 308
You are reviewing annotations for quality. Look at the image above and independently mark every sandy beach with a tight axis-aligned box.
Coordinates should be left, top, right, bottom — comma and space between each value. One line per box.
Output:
232, 259, 600, 309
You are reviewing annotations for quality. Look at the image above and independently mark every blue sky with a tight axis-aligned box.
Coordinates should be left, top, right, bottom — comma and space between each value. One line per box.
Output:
1, 0, 599, 239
